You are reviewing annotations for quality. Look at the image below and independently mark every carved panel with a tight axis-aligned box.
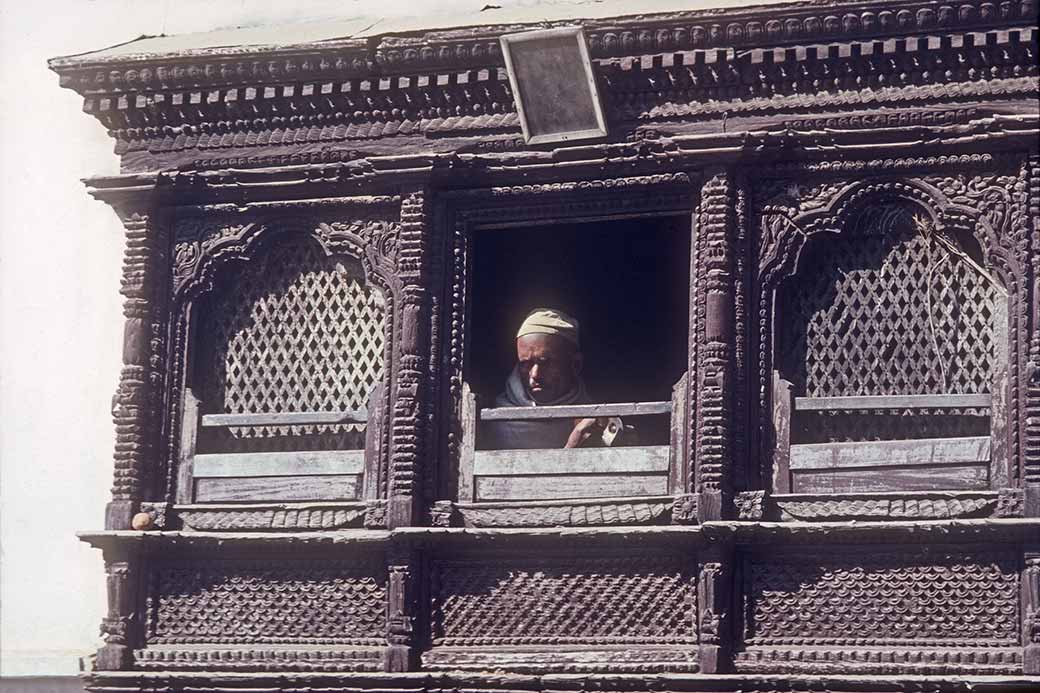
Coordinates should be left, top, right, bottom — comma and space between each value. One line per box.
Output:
145, 559, 387, 645
743, 549, 1019, 647
755, 168, 1028, 489
780, 205, 998, 400
196, 236, 385, 447
431, 554, 696, 646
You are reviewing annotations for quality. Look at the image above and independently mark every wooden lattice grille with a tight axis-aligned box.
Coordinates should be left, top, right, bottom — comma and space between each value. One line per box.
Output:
196, 236, 386, 451
778, 205, 999, 443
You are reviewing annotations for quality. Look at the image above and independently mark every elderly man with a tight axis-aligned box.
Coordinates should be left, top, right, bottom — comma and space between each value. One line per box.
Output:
482, 308, 620, 449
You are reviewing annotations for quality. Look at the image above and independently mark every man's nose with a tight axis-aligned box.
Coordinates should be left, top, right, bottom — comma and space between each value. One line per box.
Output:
529, 363, 541, 381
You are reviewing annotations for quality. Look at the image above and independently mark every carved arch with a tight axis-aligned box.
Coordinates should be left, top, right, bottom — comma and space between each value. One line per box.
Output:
760, 178, 1015, 294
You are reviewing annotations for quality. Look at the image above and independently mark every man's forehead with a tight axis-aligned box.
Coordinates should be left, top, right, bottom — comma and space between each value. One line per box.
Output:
516, 332, 575, 356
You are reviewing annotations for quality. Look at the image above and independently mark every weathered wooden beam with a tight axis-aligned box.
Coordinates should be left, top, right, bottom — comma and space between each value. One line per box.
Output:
194, 475, 360, 502
474, 445, 670, 476
790, 436, 991, 470
192, 450, 366, 478
201, 410, 368, 427
794, 393, 992, 411
475, 474, 669, 502
478, 401, 670, 421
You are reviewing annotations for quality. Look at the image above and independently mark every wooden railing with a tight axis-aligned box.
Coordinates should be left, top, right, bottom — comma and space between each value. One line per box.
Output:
179, 385, 383, 504
774, 371, 992, 494
458, 376, 686, 503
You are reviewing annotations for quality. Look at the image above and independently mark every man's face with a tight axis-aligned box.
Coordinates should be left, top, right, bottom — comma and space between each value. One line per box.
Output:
515, 333, 582, 404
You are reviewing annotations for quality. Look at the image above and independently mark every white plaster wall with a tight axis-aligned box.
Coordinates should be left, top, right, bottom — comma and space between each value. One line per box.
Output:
0, 0, 560, 678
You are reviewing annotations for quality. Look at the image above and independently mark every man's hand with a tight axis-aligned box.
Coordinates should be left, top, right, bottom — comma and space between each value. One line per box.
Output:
565, 417, 606, 448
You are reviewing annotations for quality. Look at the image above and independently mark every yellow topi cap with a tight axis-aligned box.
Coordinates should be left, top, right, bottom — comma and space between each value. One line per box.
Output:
516, 308, 580, 347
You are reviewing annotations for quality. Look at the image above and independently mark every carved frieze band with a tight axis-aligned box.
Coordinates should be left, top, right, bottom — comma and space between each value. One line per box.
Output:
54, 20, 1037, 161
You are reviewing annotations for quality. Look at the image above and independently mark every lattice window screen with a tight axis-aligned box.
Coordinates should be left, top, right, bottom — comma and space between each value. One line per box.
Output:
780, 206, 997, 397
778, 205, 999, 442
196, 236, 386, 452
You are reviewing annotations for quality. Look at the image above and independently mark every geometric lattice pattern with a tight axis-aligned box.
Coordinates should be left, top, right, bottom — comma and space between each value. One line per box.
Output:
198, 236, 385, 447
147, 559, 387, 645
432, 557, 696, 645
780, 205, 998, 398
747, 551, 1018, 646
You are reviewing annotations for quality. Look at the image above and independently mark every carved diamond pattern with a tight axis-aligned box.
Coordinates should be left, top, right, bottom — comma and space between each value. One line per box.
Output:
780, 208, 998, 398
432, 557, 695, 644
147, 559, 387, 645
747, 551, 1018, 646
199, 237, 386, 444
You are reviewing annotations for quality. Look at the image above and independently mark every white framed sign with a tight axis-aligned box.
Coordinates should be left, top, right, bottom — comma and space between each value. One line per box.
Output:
499, 26, 608, 145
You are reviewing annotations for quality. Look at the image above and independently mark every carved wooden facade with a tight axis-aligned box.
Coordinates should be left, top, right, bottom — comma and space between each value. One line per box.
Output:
50, 1, 1039, 691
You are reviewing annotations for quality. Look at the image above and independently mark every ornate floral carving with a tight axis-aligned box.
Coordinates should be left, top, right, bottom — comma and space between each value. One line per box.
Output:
735, 491, 766, 520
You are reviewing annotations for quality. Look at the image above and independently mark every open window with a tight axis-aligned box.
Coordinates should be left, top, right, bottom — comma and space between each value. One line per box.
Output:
176, 233, 387, 503
458, 216, 690, 503
771, 203, 1007, 494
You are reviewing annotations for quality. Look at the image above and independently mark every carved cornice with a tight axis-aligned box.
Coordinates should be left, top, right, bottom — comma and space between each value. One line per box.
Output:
47, 1, 1038, 167
82, 35, 1040, 159
50, 0, 1038, 96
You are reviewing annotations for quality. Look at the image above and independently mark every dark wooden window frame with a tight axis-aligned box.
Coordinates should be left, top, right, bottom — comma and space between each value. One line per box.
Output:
755, 179, 1021, 499
442, 177, 698, 507
167, 214, 400, 509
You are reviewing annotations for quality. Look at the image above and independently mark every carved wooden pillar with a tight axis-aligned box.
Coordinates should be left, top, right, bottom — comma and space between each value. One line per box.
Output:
693, 170, 736, 521
96, 549, 143, 670
384, 539, 421, 671
388, 189, 432, 528
104, 198, 169, 530
1025, 155, 1040, 517
1024, 552, 1040, 673
697, 542, 734, 673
